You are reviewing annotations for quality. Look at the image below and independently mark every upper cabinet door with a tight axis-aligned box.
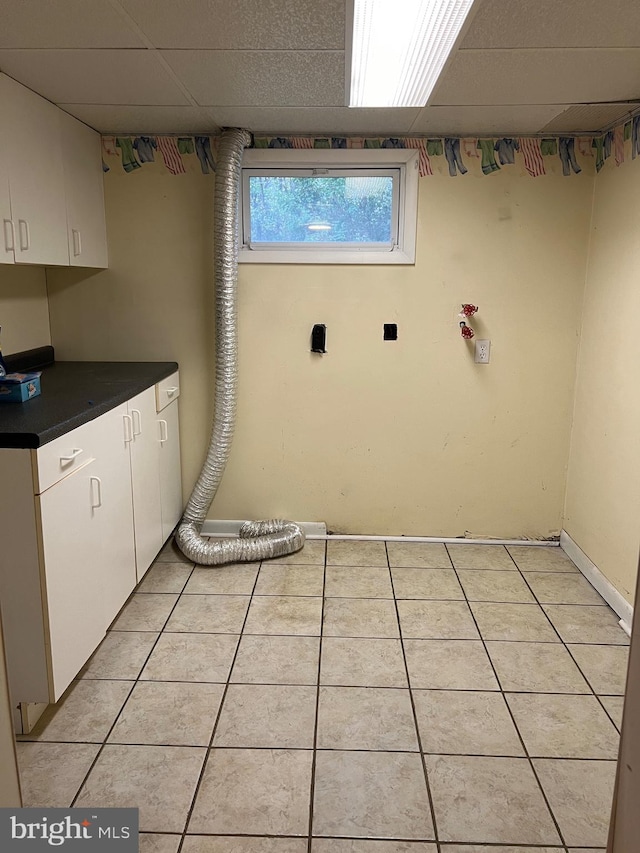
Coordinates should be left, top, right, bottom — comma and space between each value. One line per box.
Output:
0, 164, 14, 265
0, 74, 68, 266
59, 110, 108, 269
0, 98, 14, 265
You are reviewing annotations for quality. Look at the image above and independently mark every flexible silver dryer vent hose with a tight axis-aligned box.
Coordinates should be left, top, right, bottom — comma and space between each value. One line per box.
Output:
175, 128, 305, 565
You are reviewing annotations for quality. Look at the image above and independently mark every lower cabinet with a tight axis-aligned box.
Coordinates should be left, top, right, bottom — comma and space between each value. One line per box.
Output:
0, 374, 182, 729
126, 373, 182, 581
39, 410, 137, 699
127, 388, 164, 580
158, 397, 183, 544
39, 459, 109, 700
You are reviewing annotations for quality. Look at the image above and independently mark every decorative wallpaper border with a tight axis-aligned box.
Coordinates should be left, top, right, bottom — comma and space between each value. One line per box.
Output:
102, 115, 640, 179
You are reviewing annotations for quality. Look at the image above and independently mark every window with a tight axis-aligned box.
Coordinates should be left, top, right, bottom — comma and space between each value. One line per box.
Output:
239, 149, 419, 265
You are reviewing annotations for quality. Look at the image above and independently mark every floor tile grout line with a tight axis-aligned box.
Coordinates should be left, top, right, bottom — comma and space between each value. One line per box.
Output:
71, 681, 621, 695
100, 629, 627, 644
386, 540, 442, 853
143, 831, 573, 846
176, 557, 265, 851
596, 698, 623, 735
112, 601, 615, 611
445, 543, 570, 852
509, 554, 584, 647
138, 831, 576, 848
511, 555, 625, 733
68, 557, 198, 809
307, 538, 327, 852
554, 646, 623, 731
172, 595, 610, 607
14, 739, 623, 761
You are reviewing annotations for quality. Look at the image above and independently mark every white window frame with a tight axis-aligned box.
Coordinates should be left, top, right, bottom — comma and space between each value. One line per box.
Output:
238, 149, 419, 265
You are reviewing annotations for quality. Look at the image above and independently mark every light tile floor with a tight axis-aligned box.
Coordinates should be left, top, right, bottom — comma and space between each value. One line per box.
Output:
17, 540, 627, 852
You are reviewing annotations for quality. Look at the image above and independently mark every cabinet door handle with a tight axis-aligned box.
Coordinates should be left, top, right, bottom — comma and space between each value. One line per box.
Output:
166, 387, 178, 398
158, 419, 168, 444
90, 476, 102, 509
3, 219, 14, 252
18, 219, 30, 251
123, 413, 133, 444
131, 408, 142, 437
72, 228, 82, 257
60, 447, 83, 464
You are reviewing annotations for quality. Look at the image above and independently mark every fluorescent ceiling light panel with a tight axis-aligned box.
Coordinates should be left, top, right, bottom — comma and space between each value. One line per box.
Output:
350, 0, 476, 107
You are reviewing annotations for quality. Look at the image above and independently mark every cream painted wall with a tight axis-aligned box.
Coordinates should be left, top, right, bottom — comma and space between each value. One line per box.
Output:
46, 162, 215, 496
0, 612, 20, 807
0, 266, 50, 354
564, 154, 640, 605
48, 162, 592, 537
220, 171, 592, 536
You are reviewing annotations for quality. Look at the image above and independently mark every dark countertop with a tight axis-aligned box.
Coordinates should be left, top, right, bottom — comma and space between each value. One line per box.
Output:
0, 360, 178, 448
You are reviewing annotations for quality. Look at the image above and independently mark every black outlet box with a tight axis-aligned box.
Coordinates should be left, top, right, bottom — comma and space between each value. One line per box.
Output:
383, 323, 398, 341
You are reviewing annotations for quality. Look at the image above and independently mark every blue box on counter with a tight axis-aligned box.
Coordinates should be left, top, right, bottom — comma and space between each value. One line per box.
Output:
0, 372, 41, 403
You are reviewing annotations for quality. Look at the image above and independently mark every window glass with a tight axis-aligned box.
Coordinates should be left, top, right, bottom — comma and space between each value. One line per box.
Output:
246, 172, 396, 246
238, 150, 419, 265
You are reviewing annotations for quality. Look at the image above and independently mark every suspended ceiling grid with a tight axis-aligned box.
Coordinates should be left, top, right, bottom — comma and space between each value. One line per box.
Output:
0, 0, 638, 135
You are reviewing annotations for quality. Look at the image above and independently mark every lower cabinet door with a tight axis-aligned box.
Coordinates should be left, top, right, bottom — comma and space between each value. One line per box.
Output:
38, 403, 137, 701
158, 399, 183, 543
92, 403, 137, 627
38, 459, 107, 701
129, 387, 163, 580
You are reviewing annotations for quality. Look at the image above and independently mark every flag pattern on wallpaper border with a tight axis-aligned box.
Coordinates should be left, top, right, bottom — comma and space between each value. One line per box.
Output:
156, 136, 186, 175
291, 137, 315, 149
403, 137, 432, 176
614, 125, 625, 166
518, 138, 545, 177
104, 112, 640, 178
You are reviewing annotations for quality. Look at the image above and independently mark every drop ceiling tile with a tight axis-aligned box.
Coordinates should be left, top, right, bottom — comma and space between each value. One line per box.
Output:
161, 50, 345, 107
205, 106, 421, 135
0, 50, 190, 105
60, 104, 218, 134
462, 0, 640, 49
120, 0, 345, 49
0, 0, 145, 48
540, 104, 638, 133
432, 48, 640, 106
410, 105, 567, 135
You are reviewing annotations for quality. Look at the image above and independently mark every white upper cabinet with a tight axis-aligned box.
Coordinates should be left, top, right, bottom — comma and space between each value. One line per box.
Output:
0, 74, 68, 266
59, 109, 108, 269
0, 148, 13, 265
0, 73, 107, 268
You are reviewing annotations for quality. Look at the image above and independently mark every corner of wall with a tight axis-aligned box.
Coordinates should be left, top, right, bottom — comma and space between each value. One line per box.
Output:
562, 164, 598, 526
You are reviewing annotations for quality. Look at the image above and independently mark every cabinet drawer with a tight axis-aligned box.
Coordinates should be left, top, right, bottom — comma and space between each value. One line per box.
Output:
35, 416, 103, 493
156, 371, 180, 412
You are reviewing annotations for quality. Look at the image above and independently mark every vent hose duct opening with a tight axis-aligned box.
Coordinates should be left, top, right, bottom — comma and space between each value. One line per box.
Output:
175, 128, 305, 566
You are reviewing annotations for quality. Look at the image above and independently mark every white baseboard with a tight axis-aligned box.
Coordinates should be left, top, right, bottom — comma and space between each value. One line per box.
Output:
199, 521, 558, 547
560, 530, 634, 628
201, 519, 327, 537
308, 535, 559, 545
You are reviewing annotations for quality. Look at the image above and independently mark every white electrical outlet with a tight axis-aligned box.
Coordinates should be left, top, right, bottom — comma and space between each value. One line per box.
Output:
475, 339, 491, 364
